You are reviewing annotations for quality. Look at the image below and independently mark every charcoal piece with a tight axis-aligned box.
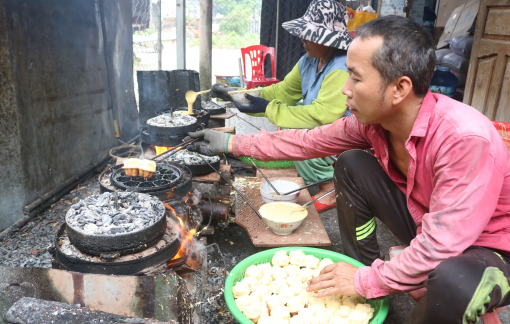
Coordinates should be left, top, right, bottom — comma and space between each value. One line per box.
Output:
65, 192, 163, 236
147, 113, 197, 127
3, 297, 176, 324
109, 226, 125, 235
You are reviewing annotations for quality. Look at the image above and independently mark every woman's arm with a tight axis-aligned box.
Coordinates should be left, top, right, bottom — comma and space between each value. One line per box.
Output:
265, 69, 349, 128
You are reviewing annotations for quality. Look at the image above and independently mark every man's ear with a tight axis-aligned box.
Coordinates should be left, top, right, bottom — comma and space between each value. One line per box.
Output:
392, 76, 413, 105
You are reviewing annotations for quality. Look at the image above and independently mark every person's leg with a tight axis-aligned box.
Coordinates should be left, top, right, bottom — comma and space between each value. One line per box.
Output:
294, 157, 336, 205
407, 247, 510, 324
334, 150, 417, 265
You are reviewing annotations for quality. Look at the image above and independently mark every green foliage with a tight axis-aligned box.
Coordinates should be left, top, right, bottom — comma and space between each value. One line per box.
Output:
219, 7, 251, 36
214, 0, 261, 16
134, 28, 155, 35
212, 31, 259, 49
186, 0, 262, 49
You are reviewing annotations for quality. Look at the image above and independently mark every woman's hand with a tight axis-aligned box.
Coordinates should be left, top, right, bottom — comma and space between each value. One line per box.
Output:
306, 262, 360, 298
235, 94, 270, 113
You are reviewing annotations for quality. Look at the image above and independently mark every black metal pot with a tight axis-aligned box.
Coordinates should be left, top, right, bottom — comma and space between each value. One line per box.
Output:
201, 100, 226, 116
171, 108, 210, 128
99, 163, 193, 201
50, 221, 183, 275
109, 163, 182, 193
180, 160, 221, 176
65, 199, 167, 255
140, 128, 186, 147
145, 118, 199, 139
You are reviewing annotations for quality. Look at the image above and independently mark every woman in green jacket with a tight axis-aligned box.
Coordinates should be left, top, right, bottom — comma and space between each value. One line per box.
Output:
212, 0, 353, 211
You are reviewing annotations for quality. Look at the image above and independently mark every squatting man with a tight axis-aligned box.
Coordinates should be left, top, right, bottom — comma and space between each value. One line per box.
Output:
187, 16, 510, 324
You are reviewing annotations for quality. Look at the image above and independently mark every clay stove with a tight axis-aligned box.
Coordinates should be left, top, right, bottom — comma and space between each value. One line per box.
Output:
50, 162, 203, 276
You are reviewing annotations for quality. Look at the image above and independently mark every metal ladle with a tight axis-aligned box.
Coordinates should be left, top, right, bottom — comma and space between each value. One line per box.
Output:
289, 189, 335, 215
248, 159, 281, 195
184, 89, 211, 115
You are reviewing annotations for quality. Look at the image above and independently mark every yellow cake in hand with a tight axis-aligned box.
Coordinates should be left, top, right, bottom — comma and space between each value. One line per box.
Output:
138, 159, 157, 179
122, 158, 140, 177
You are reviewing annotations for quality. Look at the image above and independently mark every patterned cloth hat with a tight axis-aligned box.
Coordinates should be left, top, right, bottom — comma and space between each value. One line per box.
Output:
282, 0, 353, 50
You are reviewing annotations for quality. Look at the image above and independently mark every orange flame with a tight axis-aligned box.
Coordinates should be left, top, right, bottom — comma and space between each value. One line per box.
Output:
163, 202, 196, 263
155, 146, 173, 155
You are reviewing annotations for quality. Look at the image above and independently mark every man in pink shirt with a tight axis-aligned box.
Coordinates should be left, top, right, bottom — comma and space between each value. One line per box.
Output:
187, 15, 510, 323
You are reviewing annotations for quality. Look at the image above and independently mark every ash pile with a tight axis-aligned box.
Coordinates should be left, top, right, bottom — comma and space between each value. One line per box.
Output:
164, 149, 220, 165
147, 114, 196, 127
66, 192, 163, 235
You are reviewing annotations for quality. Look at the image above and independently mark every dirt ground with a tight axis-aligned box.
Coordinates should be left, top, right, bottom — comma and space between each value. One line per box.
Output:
0, 158, 508, 323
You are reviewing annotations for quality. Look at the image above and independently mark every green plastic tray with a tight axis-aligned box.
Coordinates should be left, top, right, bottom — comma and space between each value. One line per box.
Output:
224, 247, 389, 324
239, 156, 295, 169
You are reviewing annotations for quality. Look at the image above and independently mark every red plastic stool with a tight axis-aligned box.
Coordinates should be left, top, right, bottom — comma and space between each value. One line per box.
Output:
241, 45, 280, 89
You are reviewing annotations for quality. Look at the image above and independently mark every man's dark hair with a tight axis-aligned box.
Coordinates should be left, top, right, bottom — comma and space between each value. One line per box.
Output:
356, 15, 436, 96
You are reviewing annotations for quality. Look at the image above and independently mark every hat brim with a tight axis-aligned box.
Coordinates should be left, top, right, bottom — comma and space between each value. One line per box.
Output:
282, 16, 353, 50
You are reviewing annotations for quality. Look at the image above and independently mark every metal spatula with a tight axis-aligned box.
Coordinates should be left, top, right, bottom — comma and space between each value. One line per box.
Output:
288, 189, 335, 215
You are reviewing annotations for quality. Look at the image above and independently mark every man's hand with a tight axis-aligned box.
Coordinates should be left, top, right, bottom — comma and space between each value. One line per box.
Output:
185, 129, 230, 156
306, 262, 360, 298
210, 83, 236, 101
235, 94, 270, 114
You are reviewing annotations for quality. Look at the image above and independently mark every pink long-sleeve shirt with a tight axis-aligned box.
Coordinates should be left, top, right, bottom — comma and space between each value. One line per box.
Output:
233, 92, 510, 299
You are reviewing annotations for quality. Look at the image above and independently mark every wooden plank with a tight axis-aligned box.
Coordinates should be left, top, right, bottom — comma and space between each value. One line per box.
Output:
464, 0, 510, 123
192, 164, 231, 183
210, 112, 235, 119
234, 176, 331, 247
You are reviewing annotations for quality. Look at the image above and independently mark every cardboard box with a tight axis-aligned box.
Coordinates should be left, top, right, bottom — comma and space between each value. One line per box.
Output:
437, 0, 480, 49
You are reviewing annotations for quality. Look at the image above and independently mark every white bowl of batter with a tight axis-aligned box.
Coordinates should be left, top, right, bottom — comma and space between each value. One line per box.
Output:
259, 202, 308, 235
260, 180, 301, 204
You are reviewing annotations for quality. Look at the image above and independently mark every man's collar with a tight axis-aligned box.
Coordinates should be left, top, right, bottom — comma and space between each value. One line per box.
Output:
409, 91, 436, 138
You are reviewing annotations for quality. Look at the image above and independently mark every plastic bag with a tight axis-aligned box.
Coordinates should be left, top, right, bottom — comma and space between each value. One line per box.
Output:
446, 35, 474, 58
441, 52, 470, 73
346, 7, 378, 37
435, 49, 452, 63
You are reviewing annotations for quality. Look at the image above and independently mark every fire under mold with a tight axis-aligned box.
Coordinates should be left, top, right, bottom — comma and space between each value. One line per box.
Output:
65, 192, 164, 235
147, 113, 197, 127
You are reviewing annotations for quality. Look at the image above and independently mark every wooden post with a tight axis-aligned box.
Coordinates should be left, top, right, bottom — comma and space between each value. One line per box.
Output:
176, 0, 186, 69
199, 0, 213, 92
157, 0, 162, 70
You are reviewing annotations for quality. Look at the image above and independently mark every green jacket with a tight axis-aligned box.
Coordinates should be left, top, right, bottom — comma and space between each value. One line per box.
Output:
251, 56, 349, 129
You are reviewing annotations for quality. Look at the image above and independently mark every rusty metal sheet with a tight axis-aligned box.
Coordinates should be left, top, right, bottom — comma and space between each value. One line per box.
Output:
0, 266, 190, 324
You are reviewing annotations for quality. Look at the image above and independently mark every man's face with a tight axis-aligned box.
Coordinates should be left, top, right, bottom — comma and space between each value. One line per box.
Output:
342, 37, 393, 125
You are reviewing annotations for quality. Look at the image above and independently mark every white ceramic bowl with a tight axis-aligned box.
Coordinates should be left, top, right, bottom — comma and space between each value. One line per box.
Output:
228, 89, 262, 106
259, 202, 308, 235
260, 180, 301, 204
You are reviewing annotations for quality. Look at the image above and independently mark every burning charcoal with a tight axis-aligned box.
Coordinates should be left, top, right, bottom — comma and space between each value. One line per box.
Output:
102, 214, 112, 226
83, 223, 99, 234
66, 192, 163, 236
147, 113, 197, 127
162, 148, 220, 165
108, 226, 125, 235
96, 193, 108, 206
